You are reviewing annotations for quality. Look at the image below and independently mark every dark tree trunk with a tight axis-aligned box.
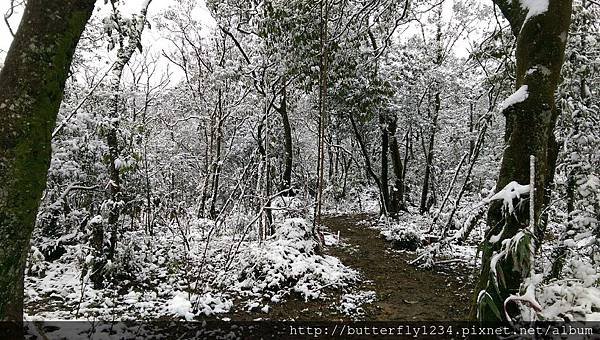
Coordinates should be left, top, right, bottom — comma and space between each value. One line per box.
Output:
468, 102, 476, 161
199, 125, 214, 218
379, 113, 391, 215
90, 219, 104, 289
402, 128, 411, 201
388, 117, 406, 214
419, 93, 439, 214
275, 86, 293, 195
349, 114, 384, 214
210, 90, 224, 219
0, 0, 96, 321
473, 0, 572, 321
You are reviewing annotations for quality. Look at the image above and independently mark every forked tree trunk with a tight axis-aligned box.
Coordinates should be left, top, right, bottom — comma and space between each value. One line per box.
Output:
0, 0, 96, 321
473, 0, 572, 321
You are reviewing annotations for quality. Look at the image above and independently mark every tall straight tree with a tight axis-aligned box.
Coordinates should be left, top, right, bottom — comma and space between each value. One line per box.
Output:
0, 0, 96, 321
92, 0, 153, 289
473, 0, 572, 321
315, 0, 329, 225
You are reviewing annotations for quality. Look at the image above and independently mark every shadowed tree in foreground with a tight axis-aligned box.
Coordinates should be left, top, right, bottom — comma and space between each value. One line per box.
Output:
473, 0, 572, 321
0, 0, 96, 322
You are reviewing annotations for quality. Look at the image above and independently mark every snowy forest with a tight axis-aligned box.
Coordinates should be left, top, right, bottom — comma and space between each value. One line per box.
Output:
0, 0, 598, 336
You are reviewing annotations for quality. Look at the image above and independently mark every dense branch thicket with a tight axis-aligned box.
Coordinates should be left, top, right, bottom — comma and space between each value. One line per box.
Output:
0, 0, 597, 326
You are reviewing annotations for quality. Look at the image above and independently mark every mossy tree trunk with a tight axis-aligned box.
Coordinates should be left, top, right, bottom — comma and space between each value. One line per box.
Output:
473, 0, 572, 321
0, 0, 96, 321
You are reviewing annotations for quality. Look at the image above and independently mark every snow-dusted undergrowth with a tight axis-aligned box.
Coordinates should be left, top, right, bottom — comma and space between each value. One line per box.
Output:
224, 218, 359, 303
322, 185, 380, 215
25, 210, 358, 321
337, 290, 377, 318
376, 210, 481, 269
537, 260, 600, 321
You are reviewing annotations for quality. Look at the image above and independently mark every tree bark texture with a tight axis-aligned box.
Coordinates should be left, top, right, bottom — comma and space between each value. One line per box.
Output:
473, 0, 572, 321
0, 0, 96, 321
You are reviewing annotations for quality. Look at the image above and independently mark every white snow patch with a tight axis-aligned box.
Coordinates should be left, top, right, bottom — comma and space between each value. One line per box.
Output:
499, 85, 529, 111
195, 292, 233, 316
520, 0, 549, 22
338, 291, 376, 317
90, 215, 103, 224
166, 292, 194, 321
487, 181, 530, 214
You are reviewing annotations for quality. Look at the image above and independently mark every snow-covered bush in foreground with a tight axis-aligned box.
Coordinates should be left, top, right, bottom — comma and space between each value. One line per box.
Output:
227, 218, 358, 302
381, 224, 424, 251
536, 259, 600, 321
165, 291, 233, 320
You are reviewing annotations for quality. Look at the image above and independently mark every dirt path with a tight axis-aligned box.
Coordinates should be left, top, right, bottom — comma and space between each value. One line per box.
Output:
237, 213, 475, 321
322, 213, 475, 320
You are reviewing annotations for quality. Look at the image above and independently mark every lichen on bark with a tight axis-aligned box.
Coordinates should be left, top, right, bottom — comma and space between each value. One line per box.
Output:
0, 0, 96, 322
473, 0, 572, 322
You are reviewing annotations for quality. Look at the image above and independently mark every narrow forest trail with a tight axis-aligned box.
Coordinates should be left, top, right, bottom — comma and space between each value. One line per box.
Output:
264, 213, 476, 321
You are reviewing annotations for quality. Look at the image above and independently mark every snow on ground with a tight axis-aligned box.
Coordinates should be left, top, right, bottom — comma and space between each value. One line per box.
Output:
536, 224, 600, 321
25, 212, 358, 321
374, 210, 482, 269
538, 279, 600, 321
337, 290, 377, 318
369, 192, 600, 321
221, 218, 359, 303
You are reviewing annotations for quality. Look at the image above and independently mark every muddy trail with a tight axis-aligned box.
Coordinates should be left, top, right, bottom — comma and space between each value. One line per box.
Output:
236, 213, 476, 321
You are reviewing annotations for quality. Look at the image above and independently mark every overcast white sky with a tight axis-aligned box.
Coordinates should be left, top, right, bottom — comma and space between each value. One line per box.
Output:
0, 0, 481, 68
0, 0, 216, 64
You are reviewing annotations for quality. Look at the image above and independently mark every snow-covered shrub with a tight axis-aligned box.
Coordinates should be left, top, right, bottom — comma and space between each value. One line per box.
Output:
229, 218, 358, 301
338, 290, 376, 317
272, 217, 318, 252
165, 291, 233, 320
166, 292, 195, 321
381, 224, 424, 251
538, 260, 600, 321
194, 292, 233, 316
27, 246, 47, 277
